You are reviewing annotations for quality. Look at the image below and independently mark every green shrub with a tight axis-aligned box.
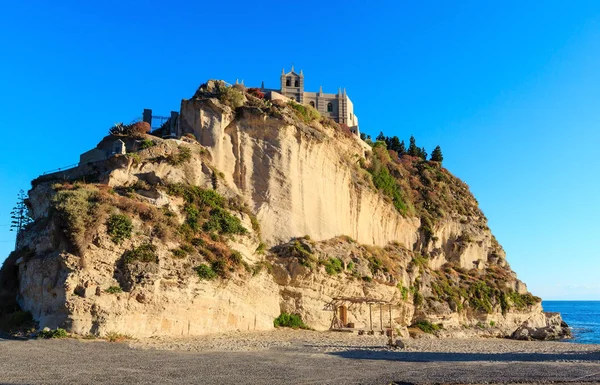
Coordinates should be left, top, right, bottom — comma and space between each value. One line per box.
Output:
128, 153, 141, 166
287, 101, 320, 123
106, 214, 133, 244
194, 264, 217, 280
52, 187, 104, 255
105, 286, 122, 294
171, 248, 188, 258
368, 256, 384, 275
167, 185, 243, 237
210, 259, 228, 277
397, 284, 409, 301
324, 257, 344, 275
273, 313, 309, 329
167, 146, 192, 165
229, 251, 243, 265
368, 153, 409, 216
468, 282, 493, 313
410, 254, 428, 271
140, 139, 155, 149
413, 320, 442, 334
122, 243, 158, 264
255, 242, 266, 254
38, 328, 68, 339
203, 208, 247, 235
288, 240, 315, 268
508, 291, 540, 310
413, 291, 424, 306
219, 86, 245, 109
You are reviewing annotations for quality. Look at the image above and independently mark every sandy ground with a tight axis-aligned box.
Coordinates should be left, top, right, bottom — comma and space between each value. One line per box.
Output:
1, 329, 600, 384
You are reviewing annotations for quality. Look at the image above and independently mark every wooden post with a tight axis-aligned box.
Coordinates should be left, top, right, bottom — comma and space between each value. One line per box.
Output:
369, 303, 373, 331
389, 304, 394, 346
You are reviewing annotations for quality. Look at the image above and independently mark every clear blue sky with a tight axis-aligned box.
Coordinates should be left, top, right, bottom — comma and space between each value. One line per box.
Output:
1, 1, 599, 300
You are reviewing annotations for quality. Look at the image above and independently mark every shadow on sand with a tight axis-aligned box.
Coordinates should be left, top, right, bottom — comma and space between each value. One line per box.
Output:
325, 348, 600, 363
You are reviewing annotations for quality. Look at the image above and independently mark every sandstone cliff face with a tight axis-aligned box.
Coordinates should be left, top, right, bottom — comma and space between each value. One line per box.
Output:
180, 98, 420, 248
2, 81, 568, 340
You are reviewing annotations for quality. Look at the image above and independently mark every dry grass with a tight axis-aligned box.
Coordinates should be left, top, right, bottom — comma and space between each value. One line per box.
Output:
104, 331, 133, 343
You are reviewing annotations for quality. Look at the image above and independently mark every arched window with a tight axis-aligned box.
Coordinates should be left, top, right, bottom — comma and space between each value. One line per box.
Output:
294, 79, 299, 87
327, 102, 333, 112
286, 77, 291, 87
309, 101, 315, 108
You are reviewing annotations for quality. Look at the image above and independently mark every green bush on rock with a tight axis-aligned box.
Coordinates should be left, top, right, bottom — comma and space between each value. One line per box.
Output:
273, 313, 309, 329
106, 214, 133, 244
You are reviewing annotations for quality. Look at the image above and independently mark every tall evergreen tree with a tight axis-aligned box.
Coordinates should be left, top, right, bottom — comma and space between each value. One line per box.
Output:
376, 131, 386, 142
10, 190, 33, 250
430, 145, 443, 163
384, 136, 391, 149
398, 140, 406, 156
419, 147, 428, 160
360, 132, 367, 141
388, 136, 401, 153
407, 135, 419, 157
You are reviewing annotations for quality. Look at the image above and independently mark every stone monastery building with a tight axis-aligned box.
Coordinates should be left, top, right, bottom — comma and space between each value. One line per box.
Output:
258, 67, 359, 132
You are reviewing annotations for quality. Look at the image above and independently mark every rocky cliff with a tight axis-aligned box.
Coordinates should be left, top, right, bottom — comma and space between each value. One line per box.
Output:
0, 80, 569, 340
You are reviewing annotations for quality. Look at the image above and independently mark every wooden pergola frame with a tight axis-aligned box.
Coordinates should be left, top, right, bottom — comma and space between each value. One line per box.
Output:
324, 297, 393, 334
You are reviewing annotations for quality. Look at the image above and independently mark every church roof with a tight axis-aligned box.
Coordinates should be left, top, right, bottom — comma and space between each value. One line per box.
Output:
282, 66, 303, 77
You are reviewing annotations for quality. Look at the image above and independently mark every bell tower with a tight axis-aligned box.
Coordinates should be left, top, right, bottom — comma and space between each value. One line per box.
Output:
280, 66, 304, 103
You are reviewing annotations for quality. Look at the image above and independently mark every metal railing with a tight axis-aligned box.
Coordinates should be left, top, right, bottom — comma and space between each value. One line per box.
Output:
42, 163, 79, 175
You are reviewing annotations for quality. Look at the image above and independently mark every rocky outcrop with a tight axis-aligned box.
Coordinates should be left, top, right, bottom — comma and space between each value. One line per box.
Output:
3, 80, 569, 340
511, 312, 571, 341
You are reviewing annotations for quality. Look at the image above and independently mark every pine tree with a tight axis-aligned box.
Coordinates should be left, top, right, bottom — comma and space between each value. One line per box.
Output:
398, 140, 406, 156
376, 131, 386, 142
389, 136, 401, 153
407, 136, 419, 157
360, 132, 367, 141
430, 145, 443, 163
10, 190, 33, 249
384, 136, 391, 149
419, 147, 428, 160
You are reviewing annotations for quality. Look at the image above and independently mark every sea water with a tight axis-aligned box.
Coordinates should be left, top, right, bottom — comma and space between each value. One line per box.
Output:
543, 301, 600, 344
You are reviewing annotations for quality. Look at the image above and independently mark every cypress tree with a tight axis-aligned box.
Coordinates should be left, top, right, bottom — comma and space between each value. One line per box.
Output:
407, 136, 419, 157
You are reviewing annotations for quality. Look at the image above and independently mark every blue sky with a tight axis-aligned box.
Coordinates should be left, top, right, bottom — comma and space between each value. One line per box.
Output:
1, 1, 599, 300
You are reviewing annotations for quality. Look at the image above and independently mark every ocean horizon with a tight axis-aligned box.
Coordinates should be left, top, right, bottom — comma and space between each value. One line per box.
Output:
543, 301, 600, 344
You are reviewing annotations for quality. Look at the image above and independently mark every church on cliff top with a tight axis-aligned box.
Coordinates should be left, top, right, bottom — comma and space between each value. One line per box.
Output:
254, 67, 359, 134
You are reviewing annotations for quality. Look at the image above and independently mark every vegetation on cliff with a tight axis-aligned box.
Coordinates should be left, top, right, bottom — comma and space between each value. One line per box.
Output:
272, 236, 540, 319
1, 79, 555, 339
